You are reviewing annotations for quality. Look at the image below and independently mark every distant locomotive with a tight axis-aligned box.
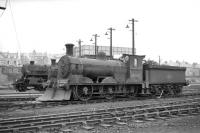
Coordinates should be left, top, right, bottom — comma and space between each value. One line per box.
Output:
13, 61, 49, 92
38, 44, 187, 101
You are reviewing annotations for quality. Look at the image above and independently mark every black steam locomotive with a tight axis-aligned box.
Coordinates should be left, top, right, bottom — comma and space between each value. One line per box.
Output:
13, 61, 49, 92
38, 44, 187, 101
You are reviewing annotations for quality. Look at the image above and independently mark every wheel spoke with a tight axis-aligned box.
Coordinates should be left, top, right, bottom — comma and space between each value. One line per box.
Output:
75, 86, 93, 101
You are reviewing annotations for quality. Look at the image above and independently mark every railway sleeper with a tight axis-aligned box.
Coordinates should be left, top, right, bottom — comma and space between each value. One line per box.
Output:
0, 121, 20, 126
169, 110, 179, 116
133, 114, 146, 120
0, 129, 13, 133
87, 114, 102, 120
10, 119, 43, 125
15, 126, 39, 133
171, 105, 188, 110
107, 108, 117, 112
66, 114, 90, 120
0, 127, 8, 130
0, 115, 50, 123
53, 119, 71, 124
146, 112, 159, 119
86, 119, 102, 126
125, 110, 135, 115
102, 114, 114, 119
180, 104, 193, 109
41, 123, 63, 132
154, 107, 166, 112
188, 107, 200, 114
118, 115, 132, 122
178, 108, 191, 116
9, 123, 32, 129
190, 108, 200, 115
81, 125, 95, 131
0, 128, 15, 133
164, 106, 175, 110
93, 109, 106, 113
89, 112, 112, 118
69, 116, 88, 122
134, 109, 146, 114
102, 117, 117, 124
158, 111, 170, 118
29, 121, 52, 126
64, 121, 84, 127
114, 111, 126, 117
165, 104, 185, 110
60, 128, 73, 133
99, 123, 112, 128
145, 108, 158, 113
115, 107, 126, 111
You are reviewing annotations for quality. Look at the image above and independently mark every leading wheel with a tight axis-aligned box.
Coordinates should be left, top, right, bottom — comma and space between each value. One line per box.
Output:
75, 85, 93, 101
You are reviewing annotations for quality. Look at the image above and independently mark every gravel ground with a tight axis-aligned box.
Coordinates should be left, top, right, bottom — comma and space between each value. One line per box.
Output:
69, 115, 200, 133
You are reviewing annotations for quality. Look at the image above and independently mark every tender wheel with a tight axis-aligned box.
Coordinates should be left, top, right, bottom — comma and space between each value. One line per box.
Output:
75, 85, 93, 101
103, 86, 115, 100
172, 85, 182, 96
149, 85, 157, 96
127, 86, 138, 97
163, 87, 170, 96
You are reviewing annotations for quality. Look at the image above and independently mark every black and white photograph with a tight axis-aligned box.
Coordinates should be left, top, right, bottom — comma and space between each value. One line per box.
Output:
0, 0, 200, 132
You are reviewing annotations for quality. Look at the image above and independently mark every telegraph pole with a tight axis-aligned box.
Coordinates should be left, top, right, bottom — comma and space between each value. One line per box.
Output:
106, 27, 115, 59
131, 19, 135, 55
77, 39, 83, 57
159, 55, 161, 65
91, 34, 100, 56
126, 18, 138, 55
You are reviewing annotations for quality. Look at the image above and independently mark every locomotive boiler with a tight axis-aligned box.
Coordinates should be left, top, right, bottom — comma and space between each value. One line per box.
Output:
13, 61, 49, 92
38, 44, 187, 101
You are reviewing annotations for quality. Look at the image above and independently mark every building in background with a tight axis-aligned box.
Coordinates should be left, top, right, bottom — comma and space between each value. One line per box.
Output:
0, 45, 200, 83
0, 52, 19, 66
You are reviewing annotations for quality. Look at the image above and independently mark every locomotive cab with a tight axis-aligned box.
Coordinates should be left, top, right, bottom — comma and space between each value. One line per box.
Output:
121, 54, 145, 84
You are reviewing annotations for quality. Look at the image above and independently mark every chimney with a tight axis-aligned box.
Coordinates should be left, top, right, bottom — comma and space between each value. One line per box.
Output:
51, 59, 56, 65
30, 61, 34, 65
65, 43, 74, 56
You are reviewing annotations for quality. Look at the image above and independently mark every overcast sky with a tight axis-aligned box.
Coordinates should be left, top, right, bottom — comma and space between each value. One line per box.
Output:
0, 0, 200, 63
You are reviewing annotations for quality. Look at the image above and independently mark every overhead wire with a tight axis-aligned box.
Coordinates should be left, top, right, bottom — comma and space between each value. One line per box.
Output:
8, 0, 21, 61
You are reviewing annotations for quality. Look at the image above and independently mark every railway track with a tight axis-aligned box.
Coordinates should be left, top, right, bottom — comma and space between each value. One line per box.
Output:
0, 97, 200, 133
0, 84, 198, 102
0, 89, 200, 113
0, 93, 42, 102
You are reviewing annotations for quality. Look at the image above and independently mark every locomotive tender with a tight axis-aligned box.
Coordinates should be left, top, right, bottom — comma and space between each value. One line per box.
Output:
13, 61, 49, 92
38, 44, 187, 101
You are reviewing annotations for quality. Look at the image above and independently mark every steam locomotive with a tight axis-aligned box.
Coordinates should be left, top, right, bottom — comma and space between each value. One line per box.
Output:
38, 44, 187, 101
13, 61, 49, 92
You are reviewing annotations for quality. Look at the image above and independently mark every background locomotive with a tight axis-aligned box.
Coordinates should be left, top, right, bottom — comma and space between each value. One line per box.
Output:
38, 44, 187, 101
13, 61, 49, 92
